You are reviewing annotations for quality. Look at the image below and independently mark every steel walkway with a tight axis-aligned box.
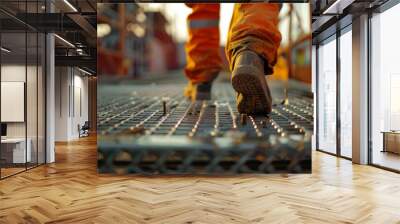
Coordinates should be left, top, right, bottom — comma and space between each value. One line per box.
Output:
98, 79, 313, 174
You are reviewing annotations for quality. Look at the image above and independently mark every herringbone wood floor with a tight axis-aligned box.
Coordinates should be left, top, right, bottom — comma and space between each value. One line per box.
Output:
1, 136, 399, 224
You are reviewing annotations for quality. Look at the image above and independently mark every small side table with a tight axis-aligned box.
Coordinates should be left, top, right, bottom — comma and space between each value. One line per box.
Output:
381, 131, 400, 154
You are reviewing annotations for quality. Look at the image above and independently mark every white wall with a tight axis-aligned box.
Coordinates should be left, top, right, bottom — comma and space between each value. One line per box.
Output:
1, 65, 28, 138
54, 67, 89, 141
55, 67, 69, 141
75, 73, 89, 132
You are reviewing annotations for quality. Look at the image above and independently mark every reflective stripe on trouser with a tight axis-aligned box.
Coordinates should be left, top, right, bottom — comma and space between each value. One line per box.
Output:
185, 3, 222, 84
188, 19, 219, 29
226, 3, 282, 75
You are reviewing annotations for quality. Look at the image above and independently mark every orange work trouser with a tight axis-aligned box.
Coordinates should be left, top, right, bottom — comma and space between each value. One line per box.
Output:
185, 3, 282, 84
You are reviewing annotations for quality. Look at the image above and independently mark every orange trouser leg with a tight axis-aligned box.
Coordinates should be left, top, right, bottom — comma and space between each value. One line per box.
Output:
226, 3, 282, 75
185, 3, 222, 84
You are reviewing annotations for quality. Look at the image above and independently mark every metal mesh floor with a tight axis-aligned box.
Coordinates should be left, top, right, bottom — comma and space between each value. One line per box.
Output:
98, 80, 313, 174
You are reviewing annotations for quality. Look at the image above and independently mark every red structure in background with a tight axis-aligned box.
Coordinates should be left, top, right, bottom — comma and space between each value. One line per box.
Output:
98, 4, 132, 76
98, 49, 129, 76
98, 4, 178, 77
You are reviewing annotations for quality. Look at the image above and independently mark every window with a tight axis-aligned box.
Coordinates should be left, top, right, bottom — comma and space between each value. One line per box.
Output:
317, 36, 337, 154
339, 28, 352, 158
371, 3, 400, 171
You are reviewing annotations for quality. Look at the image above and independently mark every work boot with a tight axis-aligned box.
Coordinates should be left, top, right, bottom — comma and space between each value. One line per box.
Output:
231, 50, 272, 115
184, 81, 213, 101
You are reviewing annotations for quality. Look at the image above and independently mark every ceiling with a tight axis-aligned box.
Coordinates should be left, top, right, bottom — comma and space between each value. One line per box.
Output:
0, 0, 97, 74
311, 0, 390, 43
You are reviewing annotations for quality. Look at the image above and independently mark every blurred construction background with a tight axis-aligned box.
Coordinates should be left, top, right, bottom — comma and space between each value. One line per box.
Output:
97, 3, 311, 84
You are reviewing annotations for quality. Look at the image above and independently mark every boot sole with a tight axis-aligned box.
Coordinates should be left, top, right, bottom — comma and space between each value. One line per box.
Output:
232, 66, 272, 114
236, 94, 270, 115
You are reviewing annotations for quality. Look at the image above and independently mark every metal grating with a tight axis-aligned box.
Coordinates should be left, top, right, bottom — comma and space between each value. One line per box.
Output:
98, 82, 313, 174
